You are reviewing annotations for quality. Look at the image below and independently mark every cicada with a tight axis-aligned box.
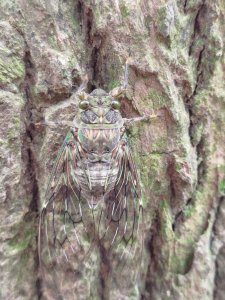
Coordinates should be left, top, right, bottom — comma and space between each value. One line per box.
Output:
38, 62, 147, 273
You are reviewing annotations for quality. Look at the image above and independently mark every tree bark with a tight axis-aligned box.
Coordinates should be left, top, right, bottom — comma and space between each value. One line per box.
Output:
0, 0, 225, 299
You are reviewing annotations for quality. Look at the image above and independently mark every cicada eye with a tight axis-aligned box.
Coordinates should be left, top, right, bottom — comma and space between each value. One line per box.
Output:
111, 100, 120, 110
79, 101, 89, 110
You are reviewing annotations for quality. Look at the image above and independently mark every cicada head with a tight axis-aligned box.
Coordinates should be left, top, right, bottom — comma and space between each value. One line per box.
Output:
75, 89, 123, 127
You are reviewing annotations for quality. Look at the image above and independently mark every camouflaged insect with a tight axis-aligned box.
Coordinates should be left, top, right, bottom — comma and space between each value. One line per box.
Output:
38, 62, 145, 269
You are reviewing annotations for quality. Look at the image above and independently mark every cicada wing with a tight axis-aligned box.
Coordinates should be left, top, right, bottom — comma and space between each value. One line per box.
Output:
39, 130, 92, 272
98, 135, 143, 256
108, 136, 144, 281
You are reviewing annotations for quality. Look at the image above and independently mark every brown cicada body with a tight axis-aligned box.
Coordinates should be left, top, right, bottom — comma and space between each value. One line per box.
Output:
38, 64, 146, 276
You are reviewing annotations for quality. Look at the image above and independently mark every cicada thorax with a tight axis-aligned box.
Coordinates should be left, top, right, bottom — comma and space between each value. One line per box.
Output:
72, 89, 124, 207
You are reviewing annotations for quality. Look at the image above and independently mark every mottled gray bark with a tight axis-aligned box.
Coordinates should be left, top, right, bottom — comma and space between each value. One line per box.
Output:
0, 0, 225, 299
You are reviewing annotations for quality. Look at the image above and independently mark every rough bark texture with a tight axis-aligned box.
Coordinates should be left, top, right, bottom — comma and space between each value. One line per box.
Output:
0, 0, 225, 299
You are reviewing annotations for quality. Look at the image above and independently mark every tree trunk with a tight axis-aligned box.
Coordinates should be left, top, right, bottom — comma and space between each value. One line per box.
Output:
0, 0, 225, 299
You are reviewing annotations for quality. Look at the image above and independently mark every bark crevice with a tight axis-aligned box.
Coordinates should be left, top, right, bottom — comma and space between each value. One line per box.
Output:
99, 243, 111, 300
21, 42, 43, 300
188, 1, 206, 56
75, 0, 104, 89
183, 0, 188, 13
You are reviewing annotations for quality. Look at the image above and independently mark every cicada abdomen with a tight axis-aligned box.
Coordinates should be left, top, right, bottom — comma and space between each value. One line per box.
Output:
38, 85, 144, 277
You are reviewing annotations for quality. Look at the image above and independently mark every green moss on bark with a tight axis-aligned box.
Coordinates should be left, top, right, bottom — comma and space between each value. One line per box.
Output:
0, 56, 25, 85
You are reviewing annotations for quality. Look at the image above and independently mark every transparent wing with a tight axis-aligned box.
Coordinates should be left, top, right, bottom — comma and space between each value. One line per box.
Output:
38, 130, 143, 273
97, 134, 143, 258
38, 129, 93, 271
